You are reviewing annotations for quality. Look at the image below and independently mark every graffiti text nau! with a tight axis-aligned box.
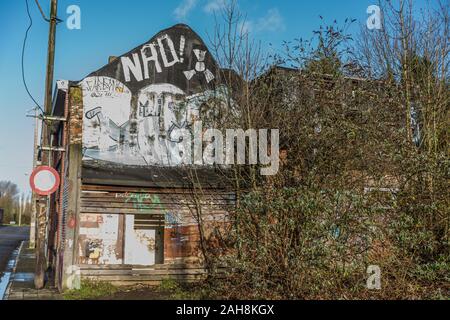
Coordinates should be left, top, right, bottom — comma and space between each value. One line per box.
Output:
121, 34, 186, 82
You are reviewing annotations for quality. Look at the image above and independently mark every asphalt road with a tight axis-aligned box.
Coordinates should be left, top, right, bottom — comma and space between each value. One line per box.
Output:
0, 226, 30, 274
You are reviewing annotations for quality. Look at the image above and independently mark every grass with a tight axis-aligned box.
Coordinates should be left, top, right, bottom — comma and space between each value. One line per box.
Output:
0, 224, 30, 228
63, 278, 214, 300
64, 280, 119, 300
158, 279, 214, 300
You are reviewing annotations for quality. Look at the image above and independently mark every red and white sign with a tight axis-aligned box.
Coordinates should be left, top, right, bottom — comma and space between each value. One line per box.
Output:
30, 166, 60, 196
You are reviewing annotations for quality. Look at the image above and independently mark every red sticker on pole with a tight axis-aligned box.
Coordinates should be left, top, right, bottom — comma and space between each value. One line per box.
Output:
30, 166, 60, 196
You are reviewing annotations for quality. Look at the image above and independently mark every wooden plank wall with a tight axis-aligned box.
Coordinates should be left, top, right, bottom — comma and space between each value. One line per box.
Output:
78, 184, 234, 269
79, 264, 212, 286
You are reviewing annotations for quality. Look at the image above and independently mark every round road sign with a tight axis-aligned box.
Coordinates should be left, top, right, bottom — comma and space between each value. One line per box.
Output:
30, 166, 60, 196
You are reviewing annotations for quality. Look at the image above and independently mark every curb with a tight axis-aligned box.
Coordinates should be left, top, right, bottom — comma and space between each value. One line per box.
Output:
4, 241, 25, 300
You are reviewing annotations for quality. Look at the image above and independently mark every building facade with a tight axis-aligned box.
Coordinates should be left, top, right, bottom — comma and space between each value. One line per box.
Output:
45, 24, 235, 291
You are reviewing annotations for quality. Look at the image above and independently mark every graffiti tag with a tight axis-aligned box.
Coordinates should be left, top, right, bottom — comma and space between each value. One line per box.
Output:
117, 192, 164, 211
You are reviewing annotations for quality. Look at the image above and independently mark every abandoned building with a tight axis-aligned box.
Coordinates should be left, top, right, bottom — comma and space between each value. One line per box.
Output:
44, 24, 236, 291
40, 22, 396, 293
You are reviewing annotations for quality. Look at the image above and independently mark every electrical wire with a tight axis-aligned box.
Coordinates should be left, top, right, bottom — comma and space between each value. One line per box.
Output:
34, 0, 63, 23
34, 0, 50, 22
22, 0, 47, 119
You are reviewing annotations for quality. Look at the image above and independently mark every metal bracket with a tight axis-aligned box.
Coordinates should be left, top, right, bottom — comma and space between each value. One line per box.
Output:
42, 115, 67, 122
27, 115, 67, 122
40, 146, 66, 152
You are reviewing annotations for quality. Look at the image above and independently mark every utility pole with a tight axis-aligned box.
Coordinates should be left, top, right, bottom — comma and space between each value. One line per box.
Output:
35, 0, 58, 290
18, 194, 23, 227
29, 107, 39, 248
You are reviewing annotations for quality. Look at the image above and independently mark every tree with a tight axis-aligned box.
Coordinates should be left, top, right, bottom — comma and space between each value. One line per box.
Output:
0, 181, 19, 223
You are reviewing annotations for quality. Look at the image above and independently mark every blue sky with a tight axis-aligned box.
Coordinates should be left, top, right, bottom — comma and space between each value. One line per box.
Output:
0, 0, 431, 194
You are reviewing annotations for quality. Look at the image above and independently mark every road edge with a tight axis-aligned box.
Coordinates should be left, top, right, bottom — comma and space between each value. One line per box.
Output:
4, 240, 25, 300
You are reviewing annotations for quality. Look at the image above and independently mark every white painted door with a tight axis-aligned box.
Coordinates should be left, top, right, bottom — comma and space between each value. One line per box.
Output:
124, 215, 156, 265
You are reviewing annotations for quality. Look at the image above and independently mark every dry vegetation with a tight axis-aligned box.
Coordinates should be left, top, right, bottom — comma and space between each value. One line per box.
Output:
188, 0, 449, 300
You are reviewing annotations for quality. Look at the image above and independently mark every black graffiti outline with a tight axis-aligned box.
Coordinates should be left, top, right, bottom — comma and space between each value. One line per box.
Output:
85, 106, 130, 147
183, 49, 215, 83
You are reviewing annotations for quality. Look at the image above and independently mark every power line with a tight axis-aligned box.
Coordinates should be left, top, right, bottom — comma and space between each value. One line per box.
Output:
34, 0, 50, 22
34, 0, 63, 23
22, 0, 47, 119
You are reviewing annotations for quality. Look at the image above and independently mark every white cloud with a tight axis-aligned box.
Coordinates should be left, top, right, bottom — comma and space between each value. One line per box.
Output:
238, 20, 253, 34
237, 8, 285, 34
203, 0, 227, 13
174, 0, 199, 20
173, 1, 285, 35
253, 8, 285, 32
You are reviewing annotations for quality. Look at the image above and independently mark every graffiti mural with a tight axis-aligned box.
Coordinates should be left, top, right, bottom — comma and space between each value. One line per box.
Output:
81, 76, 133, 162
80, 24, 230, 166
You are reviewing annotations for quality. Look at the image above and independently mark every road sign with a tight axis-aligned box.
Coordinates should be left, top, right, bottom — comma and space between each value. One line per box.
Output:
30, 166, 60, 196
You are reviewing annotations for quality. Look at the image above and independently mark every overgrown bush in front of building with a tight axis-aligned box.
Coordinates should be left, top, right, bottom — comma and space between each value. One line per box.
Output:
190, 0, 449, 300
